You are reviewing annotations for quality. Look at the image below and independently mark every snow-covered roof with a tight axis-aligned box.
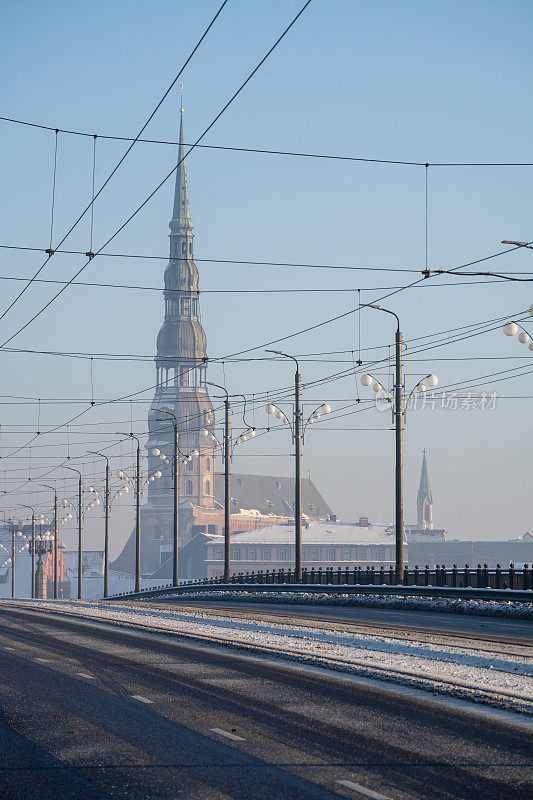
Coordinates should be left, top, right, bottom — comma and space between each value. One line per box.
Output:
225, 521, 396, 546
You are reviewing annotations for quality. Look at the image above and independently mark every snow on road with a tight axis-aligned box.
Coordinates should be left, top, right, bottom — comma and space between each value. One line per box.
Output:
3, 598, 532, 713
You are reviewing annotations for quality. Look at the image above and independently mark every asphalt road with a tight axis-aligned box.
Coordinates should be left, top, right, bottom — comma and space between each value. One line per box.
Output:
0, 606, 531, 800
141, 598, 533, 643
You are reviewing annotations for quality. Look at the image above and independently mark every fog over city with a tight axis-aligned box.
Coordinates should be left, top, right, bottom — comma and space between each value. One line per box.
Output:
1, 0, 532, 559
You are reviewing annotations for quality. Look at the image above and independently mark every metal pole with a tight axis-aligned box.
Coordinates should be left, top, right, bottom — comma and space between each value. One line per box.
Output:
135, 441, 141, 592
53, 492, 58, 599
295, 368, 302, 583
102, 463, 109, 597
173, 422, 179, 586
11, 523, 15, 599
224, 396, 230, 582
395, 327, 404, 583
31, 512, 35, 599
78, 475, 83, 599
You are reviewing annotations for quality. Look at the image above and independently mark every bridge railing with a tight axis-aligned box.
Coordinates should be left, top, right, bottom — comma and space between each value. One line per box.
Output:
107, 562, 533, 599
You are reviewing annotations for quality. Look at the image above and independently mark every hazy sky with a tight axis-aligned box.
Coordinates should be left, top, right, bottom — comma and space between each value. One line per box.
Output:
1, 0, 532, 555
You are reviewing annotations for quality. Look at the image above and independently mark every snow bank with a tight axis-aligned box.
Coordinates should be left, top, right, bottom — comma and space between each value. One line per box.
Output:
171, 590, 533, 619
5, 598, 532, 714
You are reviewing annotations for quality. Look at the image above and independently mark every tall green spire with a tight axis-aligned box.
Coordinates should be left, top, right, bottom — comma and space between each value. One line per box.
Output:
417, 449, 433, 528
170, 106, 193, 234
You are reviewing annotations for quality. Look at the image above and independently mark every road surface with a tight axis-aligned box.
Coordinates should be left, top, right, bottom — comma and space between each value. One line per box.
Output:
0, 605, 530, 800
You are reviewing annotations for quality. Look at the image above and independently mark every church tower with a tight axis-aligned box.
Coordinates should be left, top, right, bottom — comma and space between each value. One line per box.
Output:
416, 449, 433, 529
146, 104, 215, 513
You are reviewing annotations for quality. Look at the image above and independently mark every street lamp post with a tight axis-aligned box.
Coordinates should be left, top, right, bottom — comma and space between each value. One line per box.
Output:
118, 434, 141, 592
153, 410, 179, 587
361, 304, 438, 582
88, 453, 110, 597
41, 484, 58, 598
18, 505, 36, 598
206, 384, 231, 582
11, 521, 15, 599
361, 306, 404, 582
265, 351, 303, 580
65, 466, 84, 599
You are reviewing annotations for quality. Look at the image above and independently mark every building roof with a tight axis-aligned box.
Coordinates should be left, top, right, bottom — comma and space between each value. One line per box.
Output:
216, 521, 395, 547
214, 473, 332, 519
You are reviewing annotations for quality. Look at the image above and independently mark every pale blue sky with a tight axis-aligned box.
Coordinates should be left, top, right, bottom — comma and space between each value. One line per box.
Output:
1, 0, 532, 553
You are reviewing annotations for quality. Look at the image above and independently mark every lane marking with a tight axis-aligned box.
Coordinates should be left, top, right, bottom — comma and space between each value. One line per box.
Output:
76, 672, 95, 679
209, 728, 245, 741
34, 657, 51, 663
336, 780, 391, 799
131, 695, 153, 704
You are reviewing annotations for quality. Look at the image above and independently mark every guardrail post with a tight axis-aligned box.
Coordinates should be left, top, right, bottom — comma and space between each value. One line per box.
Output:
388, 566, 394, 585
379, 565, 385, 585
310, 566, 315, 584
464, 564, 470, 587
495, 563, 502, 589
509, 563, 515, 590
425, 565, 430, 586
369, 566, 374, 585
483, 564, 489, 588
441, 564, 446, 587
318, 566, 324, 585
476, 564, 482, 587
345, 566, 350, 585
414, 564, 419, 585
452, 564, 458, 587
403, 565, 409, 586
523, 564, 530, 590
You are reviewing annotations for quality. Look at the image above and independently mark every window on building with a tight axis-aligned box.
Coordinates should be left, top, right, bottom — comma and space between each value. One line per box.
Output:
310, 548, 319, 561
179, 370, 189, 387
342, 548, 351, 560
263, 549, 271, 561
205, 480, 211, 496
181, 297, 190, 315
215, 547, 223, 560
248, 549, 257, 561
186, 458, 193, 471
207, 524, 217, 535
182, 241, 186, 254
329, 548, 337, 561
206, 458, 210, 470
233, 548, 241, 559
186, 480, 193, 495
189, 242, 193, 255
192, 298, 198, 315
154, 525, 162, 540
278, 548, 287, 561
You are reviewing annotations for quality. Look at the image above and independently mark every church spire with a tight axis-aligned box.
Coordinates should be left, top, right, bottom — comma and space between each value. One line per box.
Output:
170, 93, 193, 234
417, 449, 434, 529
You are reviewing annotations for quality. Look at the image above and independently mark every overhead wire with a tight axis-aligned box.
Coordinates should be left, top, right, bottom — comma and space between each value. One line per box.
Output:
0, 0, 230, 325
2, 114, 533, 167
0, 0, 313, 350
